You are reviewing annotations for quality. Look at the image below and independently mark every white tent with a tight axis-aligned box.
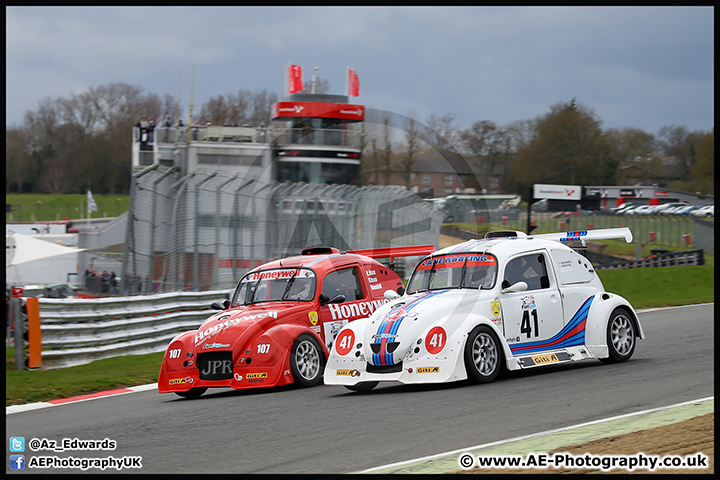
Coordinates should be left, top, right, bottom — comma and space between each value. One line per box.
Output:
6, 231, 87, 285
6, 231, 86, 266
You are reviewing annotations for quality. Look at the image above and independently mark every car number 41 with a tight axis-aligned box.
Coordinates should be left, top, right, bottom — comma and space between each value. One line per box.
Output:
521, 309, 539, 338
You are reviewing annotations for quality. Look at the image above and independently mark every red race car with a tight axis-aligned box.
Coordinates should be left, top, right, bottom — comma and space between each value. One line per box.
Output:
158, 245, 434, 398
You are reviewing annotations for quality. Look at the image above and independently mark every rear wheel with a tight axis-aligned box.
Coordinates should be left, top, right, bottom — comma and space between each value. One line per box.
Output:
464, 325, 502, 383
344, 382, 378, 393
600, 308, 636, 364
175, 387, 207, 399
291, 334, 324, 387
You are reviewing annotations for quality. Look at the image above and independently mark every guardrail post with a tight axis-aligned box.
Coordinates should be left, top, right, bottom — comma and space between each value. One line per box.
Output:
26, 297, 42, 369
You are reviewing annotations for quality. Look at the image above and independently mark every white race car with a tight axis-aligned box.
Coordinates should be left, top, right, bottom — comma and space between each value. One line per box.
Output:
324, 228, 644, 392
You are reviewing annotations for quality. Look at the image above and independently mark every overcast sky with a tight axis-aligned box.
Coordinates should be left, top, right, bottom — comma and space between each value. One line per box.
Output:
5, 6, 714, 135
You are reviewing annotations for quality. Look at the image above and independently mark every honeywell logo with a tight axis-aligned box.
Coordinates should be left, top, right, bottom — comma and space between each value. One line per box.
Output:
328, 299, 388, 320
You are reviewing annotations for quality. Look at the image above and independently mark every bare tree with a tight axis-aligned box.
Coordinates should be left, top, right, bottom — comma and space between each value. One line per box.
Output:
398, 115, 422, 190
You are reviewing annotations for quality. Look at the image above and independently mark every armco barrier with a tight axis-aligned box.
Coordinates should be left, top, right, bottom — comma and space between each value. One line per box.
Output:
34, 290, 232, 370
594, 249, 705, 270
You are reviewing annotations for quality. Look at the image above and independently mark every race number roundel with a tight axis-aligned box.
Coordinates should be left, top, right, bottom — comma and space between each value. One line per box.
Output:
426, 326, 447, 354
335, 329, 355, 356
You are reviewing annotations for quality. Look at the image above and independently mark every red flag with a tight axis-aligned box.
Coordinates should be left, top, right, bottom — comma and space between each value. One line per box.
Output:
348, 68, 360, 97
288, 64, 303, 94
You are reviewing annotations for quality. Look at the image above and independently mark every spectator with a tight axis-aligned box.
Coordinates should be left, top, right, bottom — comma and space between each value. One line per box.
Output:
109, 272, 119, 295
148, 120, 155, 143
192, 121, 200, 140
163, 117, 172, 142
136, 117, 150, 144
100, 271, 110, 294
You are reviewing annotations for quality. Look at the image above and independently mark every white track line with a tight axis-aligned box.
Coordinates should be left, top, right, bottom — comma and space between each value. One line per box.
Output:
357, 396, 715, 473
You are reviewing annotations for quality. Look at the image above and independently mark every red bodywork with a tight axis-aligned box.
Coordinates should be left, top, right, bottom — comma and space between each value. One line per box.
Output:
158, 245, 434, 394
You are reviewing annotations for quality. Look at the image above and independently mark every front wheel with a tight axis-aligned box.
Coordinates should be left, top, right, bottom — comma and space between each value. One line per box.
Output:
464, 325, 502, 383
291, 334, 324, 387
600, 308, 637, 364
175, 387, 207, 399
344, 382, 378, 393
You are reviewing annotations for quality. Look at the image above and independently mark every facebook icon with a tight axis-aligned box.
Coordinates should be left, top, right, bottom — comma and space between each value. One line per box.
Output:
9, 454, 25, 470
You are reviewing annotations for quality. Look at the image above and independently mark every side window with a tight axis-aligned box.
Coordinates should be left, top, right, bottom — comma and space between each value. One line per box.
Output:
322, 267, 365, 301
503, 254, 549, 291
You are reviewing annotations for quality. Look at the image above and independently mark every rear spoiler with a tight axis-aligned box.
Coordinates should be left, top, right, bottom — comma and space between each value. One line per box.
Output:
532, 227, 633, 244
346, 245, 436, 262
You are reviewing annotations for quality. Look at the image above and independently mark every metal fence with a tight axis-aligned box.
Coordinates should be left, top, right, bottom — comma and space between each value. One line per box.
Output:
121, 167, 444, 294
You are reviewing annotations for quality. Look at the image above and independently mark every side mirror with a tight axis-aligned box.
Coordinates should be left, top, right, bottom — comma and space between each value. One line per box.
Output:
501, 281, 528, 294
384, 289, 400, 300
327, 294, 346, 305
319, 294, 346, 306
211, 300, 231, 310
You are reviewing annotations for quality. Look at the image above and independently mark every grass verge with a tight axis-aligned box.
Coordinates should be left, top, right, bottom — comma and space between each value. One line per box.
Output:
6, 352, 164, 406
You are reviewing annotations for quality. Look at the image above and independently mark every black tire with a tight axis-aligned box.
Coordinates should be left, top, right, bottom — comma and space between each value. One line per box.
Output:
175, 387, 207, 399
600, 308, 637, 364
464, 325, 502, 383
344, 381, 378, 393
290, 334, 324, 387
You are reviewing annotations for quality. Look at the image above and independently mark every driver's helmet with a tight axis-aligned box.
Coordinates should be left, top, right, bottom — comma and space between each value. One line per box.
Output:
291, 278, 313, 300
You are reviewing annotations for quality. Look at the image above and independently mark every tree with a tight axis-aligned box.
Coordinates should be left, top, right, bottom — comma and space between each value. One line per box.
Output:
422, 112, 458, 150
603, 127, 657, 183
512, 99, 615, 197
397, 115, 422, 190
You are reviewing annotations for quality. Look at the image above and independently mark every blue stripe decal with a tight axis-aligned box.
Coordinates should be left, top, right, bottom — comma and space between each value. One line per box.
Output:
371, 290, 446, 365
510, 296, 594, 355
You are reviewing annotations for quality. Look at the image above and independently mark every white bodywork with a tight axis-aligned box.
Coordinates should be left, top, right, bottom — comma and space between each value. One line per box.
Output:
324, 228, 645, 387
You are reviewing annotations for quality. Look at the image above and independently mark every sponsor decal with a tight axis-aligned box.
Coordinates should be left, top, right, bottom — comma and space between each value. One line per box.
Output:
517, 351, 571, 367
195, 311, 278, 344
246, 372, 268, 379
336, 369, 361, 377
327, 299, 388, 320
368, 276, 378, 283
506, 336, 521, 344
202, 343, 230, 349
234, 373, 243, 381
311, 325, 321, 333
491, 301, 501, 317
324, 320, 349, 349
372, 332, 399, 340
309, 311, 319, 326
559, 260, 573, 272
521, 295, 536, 310
370, 283, 382, 290
366, 270, 376, 276
169, 377, 194, 385
416, 366, 440, 373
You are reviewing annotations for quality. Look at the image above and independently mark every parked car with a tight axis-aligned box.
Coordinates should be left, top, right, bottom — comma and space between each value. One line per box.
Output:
651, 202, 688, 215
324, 228, 644, 392
691, 205, 714, 217
609, 203, 640, 214
624, 205, 654, 215
675, 205, 703, 216
158, 244, 435, 398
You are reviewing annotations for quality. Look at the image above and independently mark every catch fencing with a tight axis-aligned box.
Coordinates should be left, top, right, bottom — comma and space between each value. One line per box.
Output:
121, 167, 444, 295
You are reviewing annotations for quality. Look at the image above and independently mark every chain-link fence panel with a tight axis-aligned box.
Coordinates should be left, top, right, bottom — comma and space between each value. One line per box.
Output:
123, 168, 444, 293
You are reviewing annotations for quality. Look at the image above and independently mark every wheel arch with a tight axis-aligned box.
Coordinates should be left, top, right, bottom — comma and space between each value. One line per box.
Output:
585, 293, 644, 357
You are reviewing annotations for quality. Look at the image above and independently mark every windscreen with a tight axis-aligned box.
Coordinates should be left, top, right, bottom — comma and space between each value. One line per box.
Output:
406, 253, 498, 294
231, 268, 317, 305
